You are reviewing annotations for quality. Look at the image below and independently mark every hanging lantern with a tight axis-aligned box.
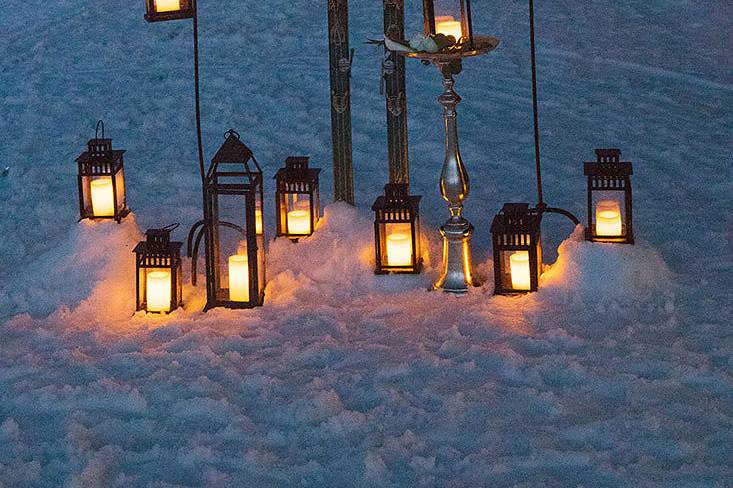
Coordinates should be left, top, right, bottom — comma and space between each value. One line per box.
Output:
144, 0, 194, 22
372, 183, 423, 274
423, 0, 474, 47
584, 149, 634, 244
491, 203, 542, 295
201, 130, 265, 310
134, 224, 183, 314
76, 121, 130, 223
274, 157, 321, 241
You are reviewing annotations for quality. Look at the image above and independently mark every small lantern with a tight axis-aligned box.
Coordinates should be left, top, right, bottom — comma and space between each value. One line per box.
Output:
584, 149, 634, 244
275, 157, 321, 241
491, 203, 542, 295
134, 224, 183, 314
203, 130, 265, 310
372, 183, 423, 274
423, 0, 474, 47
144, 0, 194, 22
76, 121, 130, 223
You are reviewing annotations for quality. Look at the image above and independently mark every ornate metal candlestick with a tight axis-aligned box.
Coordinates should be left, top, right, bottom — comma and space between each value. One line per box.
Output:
400, 36, 499, 292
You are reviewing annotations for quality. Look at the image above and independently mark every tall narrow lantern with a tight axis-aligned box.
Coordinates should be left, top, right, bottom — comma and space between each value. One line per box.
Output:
491, 203, 542, 295
373, 183, 423, 274
144, 0, 194, 22
76, 121, 130, 223
423, 0, 474, 47
584, 149, 634, 244
275, 157, 321, 241
134, 224, 183, 314
202, 130, 265, 310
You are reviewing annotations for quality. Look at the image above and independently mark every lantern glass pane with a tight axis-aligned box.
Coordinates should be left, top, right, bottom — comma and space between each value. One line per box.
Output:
154, 0, 182, 13
591, 190, 627, 238
90, 176, 116, 217
284, 193, 313, 235
140, 267, 173, 313
114, 167, 126, 214
214, 193, 251, 303
430, 0, 467, 41
498, 250, 532, 292
382, 222, 414, 268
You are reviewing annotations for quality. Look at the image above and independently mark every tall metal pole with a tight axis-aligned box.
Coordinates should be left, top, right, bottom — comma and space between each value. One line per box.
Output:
528, 0, 543, 207
383, 0, 409, 186
192, 0, 205, 185
327, 0, 355, 204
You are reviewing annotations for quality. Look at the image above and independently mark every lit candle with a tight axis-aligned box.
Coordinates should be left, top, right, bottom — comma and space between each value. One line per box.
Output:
146, 271, 171, 313
435, 15, 463, 41
386, 233, 412, 267
155, 0, 181, 13
90, 178, 115, 217
255, 209, 263, 235
228, 254, 250, 302
595, 200, 622, 236
287, 210, 311, 235
509, 251, 531, 291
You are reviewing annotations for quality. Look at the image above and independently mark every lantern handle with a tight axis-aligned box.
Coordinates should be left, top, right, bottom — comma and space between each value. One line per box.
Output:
95, 120, 105, 140
224, 129, 241, 140
162, 223, 180, 232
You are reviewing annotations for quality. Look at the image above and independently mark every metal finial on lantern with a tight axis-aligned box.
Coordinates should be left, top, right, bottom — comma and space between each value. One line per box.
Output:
584, 149, 634, 244
76, 120, 130, 223
491, 203, 542, 295
275, 157, 321, 241
372, 183, 423, 274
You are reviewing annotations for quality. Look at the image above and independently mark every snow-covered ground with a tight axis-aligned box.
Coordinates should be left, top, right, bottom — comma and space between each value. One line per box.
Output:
0, 0, 731, 486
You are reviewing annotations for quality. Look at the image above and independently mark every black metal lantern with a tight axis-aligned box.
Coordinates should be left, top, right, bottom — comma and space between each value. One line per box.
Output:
192, 130, 265, 310
275, 157, 321, 241
372, 183, 423, 274
584, 149, 634, 244
491, 203, 542, 295
76, 121, 130, 223
144, 0, 194, 22
423, 0, 474, 47
134, 224, 183, 314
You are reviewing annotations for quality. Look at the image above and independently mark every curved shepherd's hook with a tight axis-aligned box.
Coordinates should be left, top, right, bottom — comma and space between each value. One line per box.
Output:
186, 220, 247, 286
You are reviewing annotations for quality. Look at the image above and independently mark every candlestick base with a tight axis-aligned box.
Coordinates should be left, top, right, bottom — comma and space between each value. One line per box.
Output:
432, 216, 478, 293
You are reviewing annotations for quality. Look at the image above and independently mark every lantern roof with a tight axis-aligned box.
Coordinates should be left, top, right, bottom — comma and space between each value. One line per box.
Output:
490, 203, 540, 234
211, 130, 254, 165
372, 183, 421, 211
134, 225, 183, 255
274, 156, 321, 182
584, 148, 633, 177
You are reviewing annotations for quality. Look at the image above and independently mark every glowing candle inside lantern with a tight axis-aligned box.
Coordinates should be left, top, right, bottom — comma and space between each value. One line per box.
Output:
386, 233, 412, 267
229, 254, 250, 302
255, 209, 263, 235
287, 210, 311, 235
435, 16, 463, 41
90, 178, 115, 217
509, 251, 531, 290
155, 0, 181, 12
596, 200, 622, 236
146, 271, 171, 313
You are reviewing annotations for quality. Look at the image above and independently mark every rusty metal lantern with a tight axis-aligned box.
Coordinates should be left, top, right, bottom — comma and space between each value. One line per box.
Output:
373, 183, 423, 274
275, 157, 321, 241
584, 149, 634, 244
188, 130, 265, 310
134, 224, 183, 314
423, 0, 474, 47
491, 203, 542, 295
144, 0, 194, 22
76, 121, 130, 223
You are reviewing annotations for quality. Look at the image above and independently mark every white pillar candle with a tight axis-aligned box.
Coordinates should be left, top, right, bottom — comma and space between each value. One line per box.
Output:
386, 233, 412, 267
255, 209, 263, 235
509, 251, 531, 291
435, 16, 463, 41
287, 210, 311, 235
146, 271, 172, 313
90, 178, 115, 217
595, 200, 622, 236
228, 254, 250, 302
155, 0, 180, 13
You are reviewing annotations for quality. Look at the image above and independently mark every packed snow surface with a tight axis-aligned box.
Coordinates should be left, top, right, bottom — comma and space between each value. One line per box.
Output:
0, 0, 731, 486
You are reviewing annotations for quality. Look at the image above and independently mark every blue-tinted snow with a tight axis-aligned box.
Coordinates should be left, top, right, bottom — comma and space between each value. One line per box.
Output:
0, 0, 731, 486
